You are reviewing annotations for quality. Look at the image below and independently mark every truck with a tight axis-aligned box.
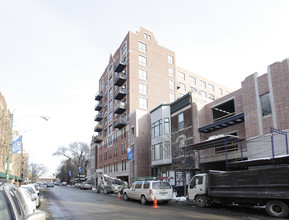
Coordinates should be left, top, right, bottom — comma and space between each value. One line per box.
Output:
187, 167, 289, 218
96, 172, 127, 194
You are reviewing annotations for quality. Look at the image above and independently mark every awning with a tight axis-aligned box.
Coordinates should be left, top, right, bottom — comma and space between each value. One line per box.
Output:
0, 171, 22, 181
228, 154, 289, 167
187, 135, 244, 150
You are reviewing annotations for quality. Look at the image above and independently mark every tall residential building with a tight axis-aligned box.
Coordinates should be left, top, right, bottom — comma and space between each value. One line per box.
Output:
93, 27, 231, 184
0, 92, 12, 175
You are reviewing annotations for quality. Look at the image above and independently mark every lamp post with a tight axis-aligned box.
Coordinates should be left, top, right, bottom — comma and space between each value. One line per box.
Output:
5, 114, 49, 180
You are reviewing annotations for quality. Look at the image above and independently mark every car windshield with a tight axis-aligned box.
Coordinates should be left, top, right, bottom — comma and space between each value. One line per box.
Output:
22, 187, 35, 194
152, 182, 171, 189
0, 192, 12, 220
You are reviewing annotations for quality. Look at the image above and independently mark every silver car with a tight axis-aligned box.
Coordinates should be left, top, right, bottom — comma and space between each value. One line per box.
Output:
123, 180, 172, 205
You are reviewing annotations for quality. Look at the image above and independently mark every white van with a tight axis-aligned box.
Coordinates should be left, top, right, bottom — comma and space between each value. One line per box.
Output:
123, 180, 172, 205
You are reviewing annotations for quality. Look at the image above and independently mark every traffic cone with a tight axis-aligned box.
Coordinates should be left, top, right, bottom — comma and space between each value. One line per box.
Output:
118, 192, 121, 200
152, 196, 159, 208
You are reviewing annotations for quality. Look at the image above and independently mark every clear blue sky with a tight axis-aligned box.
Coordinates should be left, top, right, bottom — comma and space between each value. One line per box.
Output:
1, 0, 288, 176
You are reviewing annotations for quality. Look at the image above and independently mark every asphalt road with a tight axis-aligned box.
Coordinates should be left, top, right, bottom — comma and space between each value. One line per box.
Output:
38, 186, 285, 220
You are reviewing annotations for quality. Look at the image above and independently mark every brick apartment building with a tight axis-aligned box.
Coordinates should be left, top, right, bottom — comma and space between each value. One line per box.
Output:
150, 58, 289, 189
92, 27, 231, 184
0, 92, 27, 181
0, 92, 11, 176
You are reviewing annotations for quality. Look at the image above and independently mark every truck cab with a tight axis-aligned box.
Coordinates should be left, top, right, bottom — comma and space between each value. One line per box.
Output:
188, 174, 208, 207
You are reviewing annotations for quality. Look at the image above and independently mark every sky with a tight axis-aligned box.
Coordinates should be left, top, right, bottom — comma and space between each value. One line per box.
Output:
1, 0, 289, 176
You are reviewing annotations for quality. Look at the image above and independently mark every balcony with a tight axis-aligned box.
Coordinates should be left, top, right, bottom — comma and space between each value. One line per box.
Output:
93, 135, 103, 143
199, 113, 245, 133
94, 113, 103, 121
95, 91, 103, 101
114, 101, 127, 114
94, 102, 103, 111
113, 117, 126, 129
114, 87, 127, 100
114, 61, 126, 73
94, 124, 103, 132
114, 72, 127, 86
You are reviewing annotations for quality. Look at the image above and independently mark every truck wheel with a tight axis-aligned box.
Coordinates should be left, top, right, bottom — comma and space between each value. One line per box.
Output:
123, 193, 129, 201
195, 195, 207, 208
266, 200, 289, 218
141, 195, 147, 205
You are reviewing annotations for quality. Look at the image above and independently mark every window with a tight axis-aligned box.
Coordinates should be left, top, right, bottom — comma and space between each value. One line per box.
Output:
139, 69, 147, 80
135, 182, 142, 189
109, 88, 113, 98
200, 80, 206, 88
178, 82, 186, 91
139, 83, 147, 94
168, 67, 174, 77
200, 90, 207, 97
189, 76, 196, 85
178, 113, 184, 130
209, 94, 215, 100
143, 182, 150, 189
105, 83, 108, 91
169, 80, 175, 89
164, 118, 170, 134
190, 87, 196, 92
138, 41, 147, 53
208, 84, 214, 92
260, 93, 272, 116
139, 97, 148, 109
109, 76, 113, 86
152, 119, 162, 138
152, 143, 163, 160
108, 100, 113, 109
109, 65, 113, 74
178, 71, 185, 80
139, 55, 147, 66
164, 141, 171, 159
109, 112, 112, 122
219, 88, 223, 96
121, 42, 127, 56
212, 99, 235, 121
169, 93, 175, 102
178, 93, 184, 98
168, 55, 174, 64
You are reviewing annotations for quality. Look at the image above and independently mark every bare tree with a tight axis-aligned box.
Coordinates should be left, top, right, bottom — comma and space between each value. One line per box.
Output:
30, 163, 48, 182
53, 142, 89, 177
170, 136, 196, 197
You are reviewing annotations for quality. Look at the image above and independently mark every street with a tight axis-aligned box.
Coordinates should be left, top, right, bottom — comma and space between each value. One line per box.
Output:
38, 186, 285, 220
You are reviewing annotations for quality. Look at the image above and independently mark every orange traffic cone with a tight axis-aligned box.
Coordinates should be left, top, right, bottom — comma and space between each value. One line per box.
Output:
152, 196, 159, 208
118, 192, 121, 200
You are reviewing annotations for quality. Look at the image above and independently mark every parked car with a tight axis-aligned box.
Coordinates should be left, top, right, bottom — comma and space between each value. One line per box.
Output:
74, 183, 81, 189
81, 182, 92, 190
47, 182, 54, 187
61, 182, 67, 186
123, 180, 173, 205
0, 182, 46, 220
28, 183, 40, 195
19, 187, 36, 215
21, 185, 41, 208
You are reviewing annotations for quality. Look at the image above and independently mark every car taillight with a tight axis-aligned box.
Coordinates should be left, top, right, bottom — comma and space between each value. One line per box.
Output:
149, 189, 153, 195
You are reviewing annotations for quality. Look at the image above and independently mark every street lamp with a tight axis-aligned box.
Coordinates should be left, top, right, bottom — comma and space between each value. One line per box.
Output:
5, 114, 49, 180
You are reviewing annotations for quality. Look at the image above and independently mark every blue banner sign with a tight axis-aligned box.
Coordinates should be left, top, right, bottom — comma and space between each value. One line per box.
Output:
12, 136, 23, 153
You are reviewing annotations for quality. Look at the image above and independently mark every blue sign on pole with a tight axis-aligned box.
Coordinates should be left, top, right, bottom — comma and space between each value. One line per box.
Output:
127, 148, 133, 161
12, 136, 23, 153
69, 171, 72, 176
78, 167, 82, 173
